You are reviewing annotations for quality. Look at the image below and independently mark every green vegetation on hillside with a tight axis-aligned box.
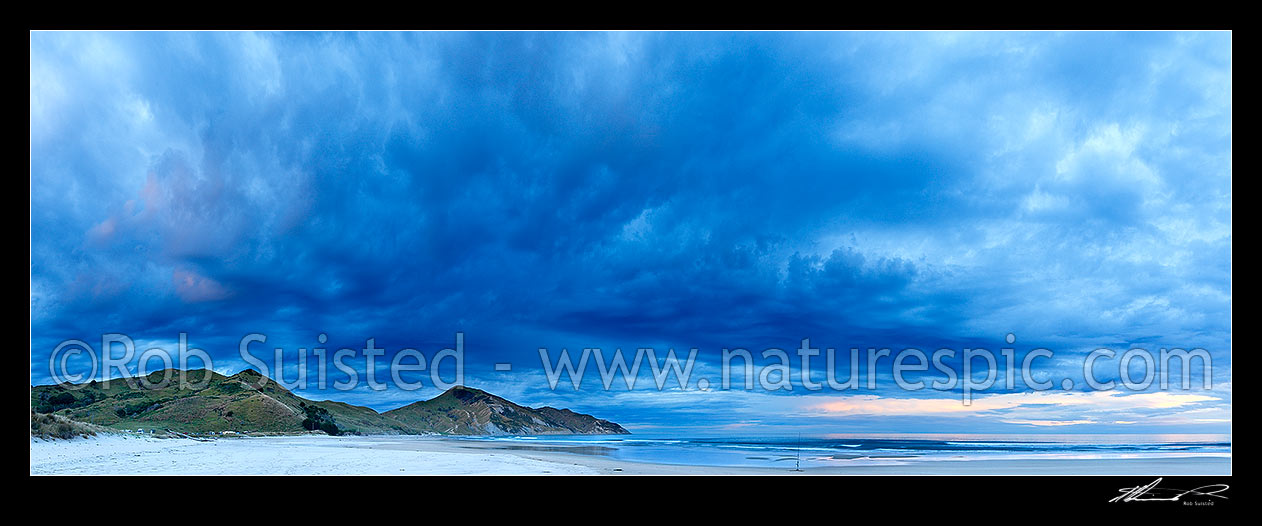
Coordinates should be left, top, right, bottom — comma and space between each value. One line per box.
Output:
30, 370, 628, 437
299, 402, 344, 435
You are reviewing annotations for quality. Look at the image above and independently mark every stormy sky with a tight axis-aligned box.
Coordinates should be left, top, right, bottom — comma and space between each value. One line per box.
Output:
30, 31, 1231, 434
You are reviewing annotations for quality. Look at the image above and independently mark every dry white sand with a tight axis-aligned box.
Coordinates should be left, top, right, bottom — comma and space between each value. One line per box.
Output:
29, 434, 599, 475
30, 433, 1231, 475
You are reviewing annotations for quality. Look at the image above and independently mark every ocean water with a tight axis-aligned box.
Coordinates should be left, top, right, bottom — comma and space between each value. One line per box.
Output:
458, 433, 1232, 469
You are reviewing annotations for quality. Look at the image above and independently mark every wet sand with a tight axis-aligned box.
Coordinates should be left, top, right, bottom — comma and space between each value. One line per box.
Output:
438, 437, 1231, 475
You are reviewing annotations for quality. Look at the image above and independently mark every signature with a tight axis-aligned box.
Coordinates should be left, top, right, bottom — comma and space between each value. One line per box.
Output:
1110, 478, 1229, 503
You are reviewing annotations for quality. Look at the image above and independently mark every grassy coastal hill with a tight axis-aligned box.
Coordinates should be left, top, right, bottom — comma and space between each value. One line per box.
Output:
385, 385, 628, 435
30, 369, 628, 437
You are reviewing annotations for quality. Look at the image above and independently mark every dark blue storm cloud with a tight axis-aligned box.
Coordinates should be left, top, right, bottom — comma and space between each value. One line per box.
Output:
30, 31, 1231, 433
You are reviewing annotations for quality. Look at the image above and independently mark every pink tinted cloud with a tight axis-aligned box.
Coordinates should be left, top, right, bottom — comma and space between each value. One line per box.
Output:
173, 268, 232, 302
86, 216, 118, 245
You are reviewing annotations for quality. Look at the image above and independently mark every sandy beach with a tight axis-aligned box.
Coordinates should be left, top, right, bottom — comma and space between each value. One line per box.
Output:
29, 434, 1231, 475
30, 434, 603, 475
